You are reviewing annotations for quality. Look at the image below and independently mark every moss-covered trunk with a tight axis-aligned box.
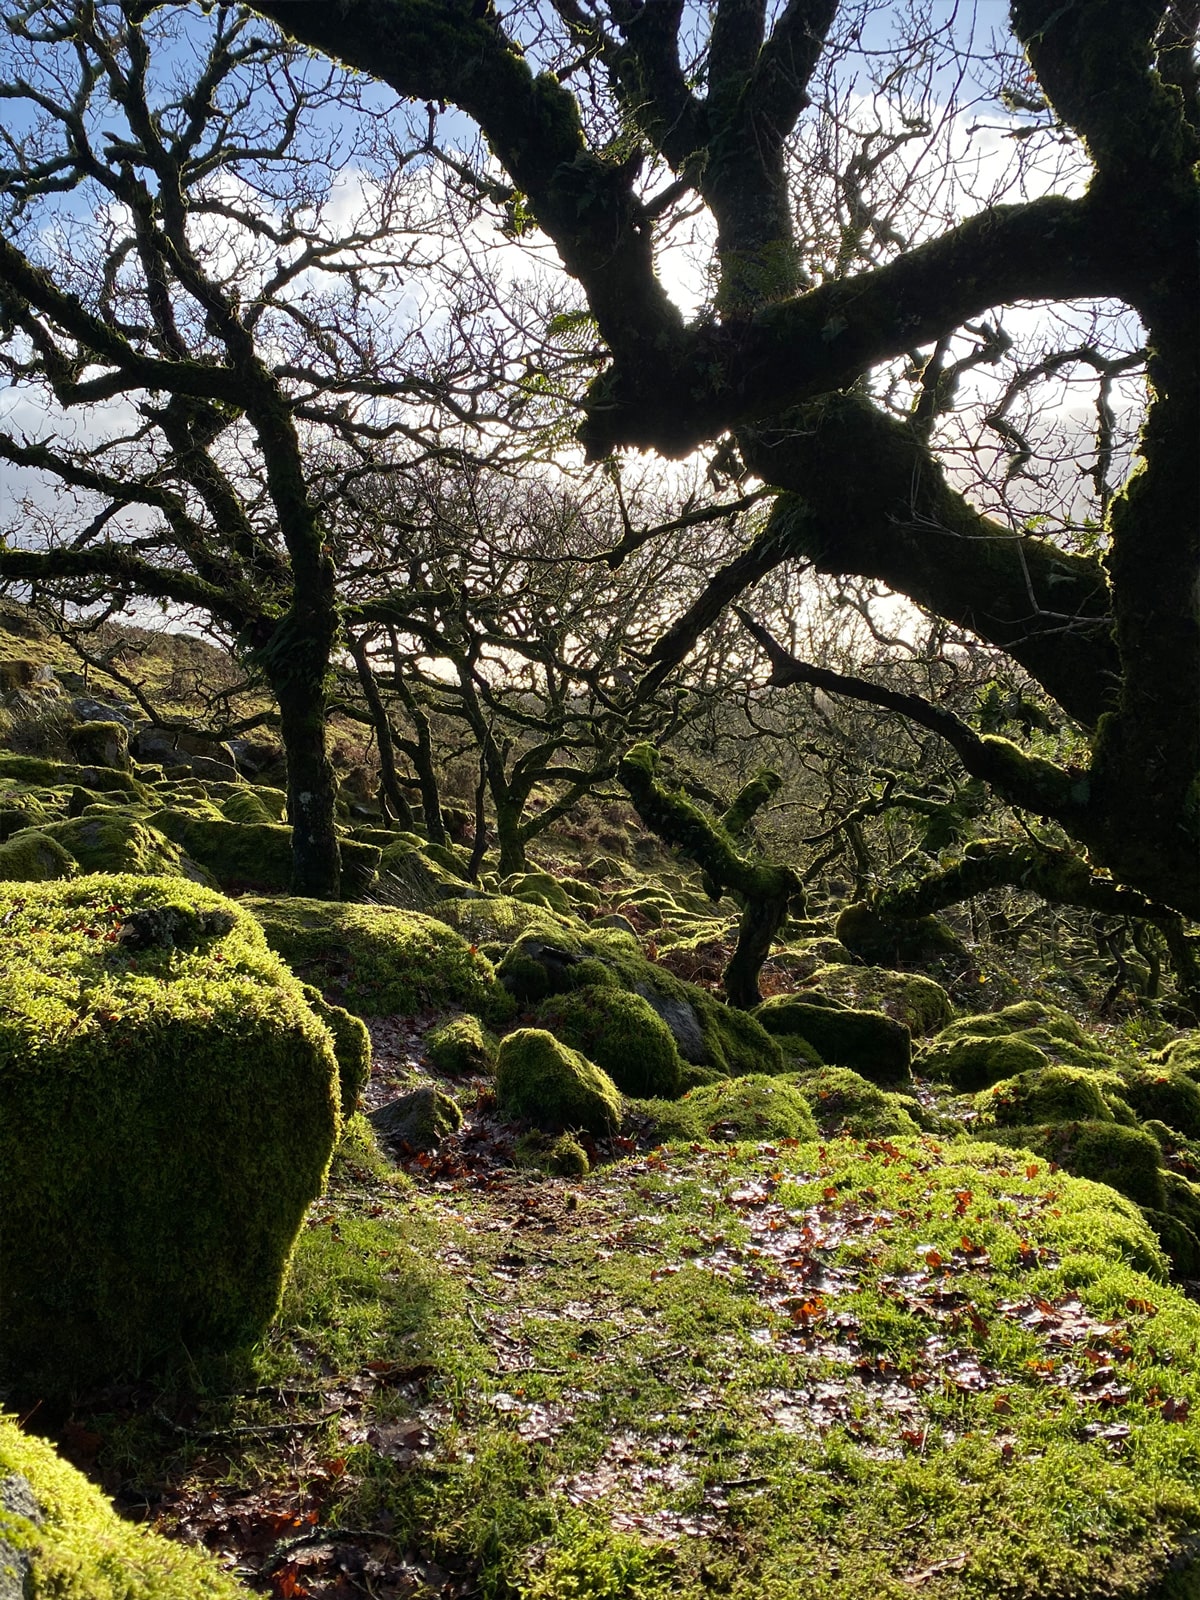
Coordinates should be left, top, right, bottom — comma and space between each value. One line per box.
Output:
274, 662, 341, 900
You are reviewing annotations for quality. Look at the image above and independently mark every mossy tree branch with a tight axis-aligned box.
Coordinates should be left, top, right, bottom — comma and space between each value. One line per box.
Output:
618, 741, 802, 1008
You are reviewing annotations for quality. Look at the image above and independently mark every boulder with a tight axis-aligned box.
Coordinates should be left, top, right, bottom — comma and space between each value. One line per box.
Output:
835, 901, 968, 966
921, 1032, 1052, 1090
0, 875, 341, 1396
370, 1085, 462, 1152
152, 813, 380, 896
535, 984, 683, 1098
976, 1066, 1115, 1128
0, 830, 77, 883
70, 694, 136, 728
792, 1065, 923, 1138
802, 964, 954, 1035
427, 1013, 496, 1075
495, 1028, 622, 1134
37, 813, 212, 883
634, 1073, 817, 1144
755, 995, 912, 1085
64, 719, 131, 771
246, 896, 502, 1020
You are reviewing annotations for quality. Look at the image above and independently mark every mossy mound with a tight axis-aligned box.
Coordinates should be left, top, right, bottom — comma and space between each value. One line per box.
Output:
534, 984, 683, 1098
1118, 1067, 1200, 1139
0, 752, 147, 796
1160, 1033, 1200, 1078
495, 1028, 622, 1135
982, 1120, 1166, 1212
427, 1013, 496, 1075
791, 1065, 922, 1138
803, 963, 954, 1035
220, 786, 280, 825
37, 813, 212, 882
430, 894, 579, 955
921, 1032, 1053, 1090
300, 985, 371, 1116
0, 828, 77, 881
976, 1065, 1115, 1128
369, 1084, 463, 1152
633, 1073, 818, 1144
64, 718, 131, 771
504, 870, 576, 917
0, 875, 341, 1397
153, 813, 381, 897
0, 1413, 250, 1598
755, 994, 912, 1085
514, 1129, 590, 1177
246, 896, 500, 1020
378, 842, 479, 910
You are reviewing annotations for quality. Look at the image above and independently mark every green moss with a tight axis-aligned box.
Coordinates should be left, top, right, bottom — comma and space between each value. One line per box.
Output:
535, 984, 683, 1098
0, 1414, 250, 1597
633, 1072, 818, 1144
1160, 1033, 1200, 1078
369, 1084, 463, 1152
377, 842, 478, 909
977, 1066, 1114, 1127
219, 787, 279, 825
495, 1028, 622, 1134
430, 893, 579, 949
0, 828, 78, 881
0, 752, 147, 796
981, 1120, 1167, 1212
1120, 1068, 1200, 1138
805, 963, 954, 1035
246, 896, 499, 1020
921, 1032, 1052, 1090
938, 999, 1089, 1045
504, 870, 575, 916
791, 1065, 922, 1138
0, 875, 340, 1397
427, 1013, 496, 1075
64, 718, 131, 771
153, 813, 381, 897
301, 984, 371, 1116
514, 1129, 590, 1177
755, 995, 912, 1085
39, 813, 212, 882
835, 900, 967, 965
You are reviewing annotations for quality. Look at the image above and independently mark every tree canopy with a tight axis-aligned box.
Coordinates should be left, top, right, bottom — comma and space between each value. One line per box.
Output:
249, 0, 1198, 919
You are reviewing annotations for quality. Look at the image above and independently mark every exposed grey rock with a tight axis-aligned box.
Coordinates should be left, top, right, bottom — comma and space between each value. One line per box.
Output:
0, 1472, 43, 1600
635, 985, 707, 1064
70, 695, 136, 727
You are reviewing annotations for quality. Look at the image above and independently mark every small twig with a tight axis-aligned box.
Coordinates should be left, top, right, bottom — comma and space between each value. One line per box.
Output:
152, 1407, 325, 1442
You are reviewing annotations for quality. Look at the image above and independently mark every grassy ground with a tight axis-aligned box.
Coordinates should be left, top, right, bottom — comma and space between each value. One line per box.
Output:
48, 1107, 1200, 1600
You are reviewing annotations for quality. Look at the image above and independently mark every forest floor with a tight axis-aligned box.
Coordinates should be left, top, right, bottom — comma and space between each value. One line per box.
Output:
41, 1035, 1200, 1600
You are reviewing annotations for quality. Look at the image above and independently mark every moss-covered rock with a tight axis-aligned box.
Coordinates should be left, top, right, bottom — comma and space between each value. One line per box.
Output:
64, 719, 131, 771
0, 875, 341, 1396
976, 1066, 1114, 1128
504, 870, 575, 917
495, 1028, 622, 1134
0, 752, 147, 796
1118, 1068, 1200, 1138
36, 813, 212, 882
0, 828, 77, 881
921, 1032, 1053, 1090
755, 995, 912, 1085
982, 1121, 1166, 1212
378, 842, 479, 910
427, 1013, 496, 1075
220, 787, 280, 826
633, 1073, 818, 1144
0, 1413, 250, 1598
369, 1084, 463, 1152
153, 813, 381, 897
301, 985, 371, 1116
246, 896, 500, 1020
791, 1065, 922, 1138
535, 984, 683, 1098
803, 964, 954, 1035
1160, 1033, 1200, 1078
514, 1129, 590, 1176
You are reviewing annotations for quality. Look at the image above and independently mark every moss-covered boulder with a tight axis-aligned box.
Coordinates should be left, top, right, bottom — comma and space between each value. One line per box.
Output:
976, 1066, 1114, 1128
246, 896, 500, 1020
535, 984, 683, 1098
219, 786, 281, 825
633, 1073, 818, 1144
38, 813, 213, 882
377, 842, 479, 910
921, 1032, 1053, 1090
495, 1028, 622, 1134
1118, 1068, 1200, 1139
983, 1121, 1166, 1212
0, 828, 77, 881
64, 719, 131, 772
803, 964, 954, 1035
0, 752, 147, 796
514, 1129, 591, 1176
0, 1413, 250, 1598
792, 1065, 922, 1138
369, 1084, 463, 1152
0, 875, 341, 1396
301, 985, 371, 1116
153, 813, 381, 897
431, 894, 578, 955
755, 995, 912, 1086
504, 870, 575, 917
1160, 1033, 1200, 1078
427, 1013, 496, 1075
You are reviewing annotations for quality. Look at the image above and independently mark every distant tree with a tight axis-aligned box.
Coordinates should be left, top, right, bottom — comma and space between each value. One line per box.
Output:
0, 0, 509, 895
255, 0, 1198, 926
